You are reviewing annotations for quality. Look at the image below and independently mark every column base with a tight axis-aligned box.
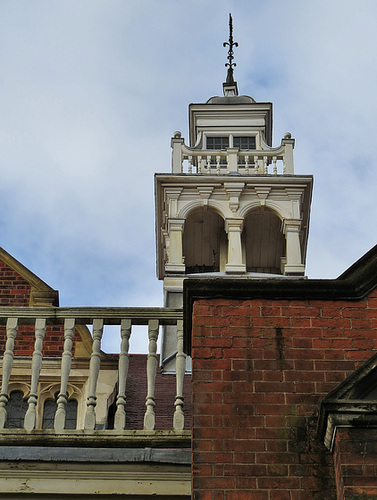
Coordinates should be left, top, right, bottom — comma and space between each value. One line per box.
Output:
225, 264, 246, 274
283, 264, 305, 276
165, 263, 186, 274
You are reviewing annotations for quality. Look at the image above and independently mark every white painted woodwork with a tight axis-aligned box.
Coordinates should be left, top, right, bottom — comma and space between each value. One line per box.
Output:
173, 320, 185, 431
114, 319, 131, 430
24, 318, 47, 431
54, 318, 75, 431
144, 319, 159, 431
0, 318, 18, 429
84, 318, 104, 430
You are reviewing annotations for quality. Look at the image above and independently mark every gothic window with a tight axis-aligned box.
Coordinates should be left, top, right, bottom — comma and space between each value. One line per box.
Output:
42, 392, 78, 429
6, 390, 28, 428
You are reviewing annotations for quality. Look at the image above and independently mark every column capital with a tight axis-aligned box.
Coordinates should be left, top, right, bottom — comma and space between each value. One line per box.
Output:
225, 218, 244, 233
282, 218, 302, 234
168, 218, 185, 231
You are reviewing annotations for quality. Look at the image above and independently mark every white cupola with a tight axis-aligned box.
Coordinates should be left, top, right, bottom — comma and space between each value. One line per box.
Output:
155, 15, 313, 369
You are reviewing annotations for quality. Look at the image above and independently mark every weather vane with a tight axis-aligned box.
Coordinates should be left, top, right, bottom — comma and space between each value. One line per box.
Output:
223, 13, 238, 84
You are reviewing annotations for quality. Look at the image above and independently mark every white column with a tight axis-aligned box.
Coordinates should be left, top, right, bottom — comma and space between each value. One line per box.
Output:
144, 319, 159, 431
114, 319, 131, 430
84, 319, 104, 430
227, 148, 239, 173
24, 318, 47, 431
225, 218, 246, 274
283, 219, 305, 275
165, 218, 185, 274
54, 318, 75, 431
171, 132, 184, 173
282, 134, 295, 174
173, 319, 186, 431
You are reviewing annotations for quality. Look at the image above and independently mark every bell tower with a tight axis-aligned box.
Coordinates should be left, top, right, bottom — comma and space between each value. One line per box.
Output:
155, 15, 313, 369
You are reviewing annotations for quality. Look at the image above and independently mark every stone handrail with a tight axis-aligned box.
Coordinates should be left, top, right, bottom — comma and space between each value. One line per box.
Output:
0, 307, 185, 434
171, 132, 295, 175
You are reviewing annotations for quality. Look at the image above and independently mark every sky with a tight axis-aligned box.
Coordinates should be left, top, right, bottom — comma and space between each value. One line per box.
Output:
0, 1, 376, 352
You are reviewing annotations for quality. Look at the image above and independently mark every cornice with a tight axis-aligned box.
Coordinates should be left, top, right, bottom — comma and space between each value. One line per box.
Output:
183, 245, 377, 354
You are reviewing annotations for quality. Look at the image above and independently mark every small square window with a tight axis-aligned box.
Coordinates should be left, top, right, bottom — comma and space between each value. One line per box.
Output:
233, 136, 256, 150
206, 137, 229, 150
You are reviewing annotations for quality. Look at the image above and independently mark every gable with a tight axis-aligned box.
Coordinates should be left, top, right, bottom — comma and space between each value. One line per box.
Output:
318, 350, 377, 450
0, 247, 58, 307
0, 247, 92, 358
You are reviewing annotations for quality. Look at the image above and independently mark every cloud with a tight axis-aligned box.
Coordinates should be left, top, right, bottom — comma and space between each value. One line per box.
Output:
0, 1, 376, 351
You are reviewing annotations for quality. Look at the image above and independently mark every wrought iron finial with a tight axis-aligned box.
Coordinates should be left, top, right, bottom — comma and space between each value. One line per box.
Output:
223, 13, 238, 85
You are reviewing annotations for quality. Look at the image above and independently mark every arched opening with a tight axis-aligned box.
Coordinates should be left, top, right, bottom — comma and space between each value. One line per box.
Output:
183, 209, 226, 274
243, 209, 285, 274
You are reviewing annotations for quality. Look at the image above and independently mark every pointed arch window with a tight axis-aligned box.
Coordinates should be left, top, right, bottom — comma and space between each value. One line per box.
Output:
42, 392, 78, 429
6, 390, 28, 428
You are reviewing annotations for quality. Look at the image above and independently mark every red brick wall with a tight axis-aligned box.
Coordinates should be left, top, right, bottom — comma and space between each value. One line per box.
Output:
124, 355, 192, 430
334, 428, 377, 499
191, 290, 377, 500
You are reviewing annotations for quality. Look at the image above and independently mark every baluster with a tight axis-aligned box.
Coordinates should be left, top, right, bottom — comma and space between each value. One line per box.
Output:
0, 318, 18, 429
206, 155, 211, 173
24, 318, 46, 431
84, 319, 104, 430
216, 155, 221, 174
263, 156, 268, 174
254, 155, 259, 174
114, 319, 131, 430
245, 155, 249, 174
144, 319, 159, 431
54, 318, 75, 431
283, 156, 286, 174
273, 156, 278, 175
188, 155, 193, 174
197, 155, 202, 174
173, 320, 186, 431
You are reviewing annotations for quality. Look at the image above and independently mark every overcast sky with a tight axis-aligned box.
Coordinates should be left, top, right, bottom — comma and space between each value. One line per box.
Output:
1, 1, 376, 351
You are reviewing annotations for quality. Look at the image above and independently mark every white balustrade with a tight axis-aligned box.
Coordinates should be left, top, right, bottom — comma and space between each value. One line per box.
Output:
175, 137, 293, 175
0, 307, 184, 434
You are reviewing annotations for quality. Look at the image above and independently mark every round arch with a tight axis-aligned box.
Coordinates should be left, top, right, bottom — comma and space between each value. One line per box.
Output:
239, 200, 289, 220
179, 199, 230, 220
183, 207, 227, 274
243, 207, 285, 274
